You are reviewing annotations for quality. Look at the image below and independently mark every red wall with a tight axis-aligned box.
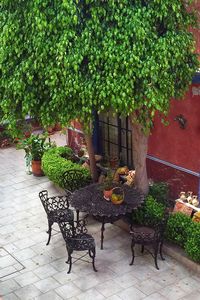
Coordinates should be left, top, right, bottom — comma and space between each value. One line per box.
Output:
148, 84, 200, 173
147, 84, 200, 197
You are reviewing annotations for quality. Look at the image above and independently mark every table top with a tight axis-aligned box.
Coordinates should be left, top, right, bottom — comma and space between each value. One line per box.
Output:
71, 183, 144, 218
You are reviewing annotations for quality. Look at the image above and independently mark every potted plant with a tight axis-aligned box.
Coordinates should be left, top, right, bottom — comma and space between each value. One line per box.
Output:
102, 171, 114, 201
17, 134, 54, 176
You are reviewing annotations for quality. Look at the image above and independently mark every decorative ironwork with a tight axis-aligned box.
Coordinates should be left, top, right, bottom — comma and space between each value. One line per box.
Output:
71, 183, 144, 249
39, 190, 74, 245
62, 169, 90, 195
129, 212, 169, 270
59, 217, 97, 274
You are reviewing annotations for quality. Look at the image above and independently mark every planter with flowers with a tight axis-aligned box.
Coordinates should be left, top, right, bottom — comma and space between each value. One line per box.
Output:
17, 134, 54, 176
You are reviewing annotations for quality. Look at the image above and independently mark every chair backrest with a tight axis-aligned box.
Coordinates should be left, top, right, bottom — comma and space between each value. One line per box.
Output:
39, 190, 49, 213
62, 169, 86, 193
59, 217, 88, 242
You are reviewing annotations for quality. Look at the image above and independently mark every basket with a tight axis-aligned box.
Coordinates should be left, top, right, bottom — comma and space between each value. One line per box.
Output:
111, 187, 124, 205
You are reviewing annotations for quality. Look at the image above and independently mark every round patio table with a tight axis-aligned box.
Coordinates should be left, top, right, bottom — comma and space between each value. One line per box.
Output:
71, 183, 144, 249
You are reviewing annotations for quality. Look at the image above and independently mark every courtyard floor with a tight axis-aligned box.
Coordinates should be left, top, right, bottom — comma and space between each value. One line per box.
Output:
0, 132, 199, 300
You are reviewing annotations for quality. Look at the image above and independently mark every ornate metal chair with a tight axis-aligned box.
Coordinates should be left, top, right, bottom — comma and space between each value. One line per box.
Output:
39, 190, 74, 245
129, 212, 169, 270
62, 169, 91, 220
59, 216, 97, 274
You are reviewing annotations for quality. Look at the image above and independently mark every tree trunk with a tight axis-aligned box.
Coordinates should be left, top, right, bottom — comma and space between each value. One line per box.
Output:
131, 120, 149, 195
84, 132, 98, 182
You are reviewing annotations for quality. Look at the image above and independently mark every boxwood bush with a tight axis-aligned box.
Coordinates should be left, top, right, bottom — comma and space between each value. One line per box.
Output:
184, 222, 200, 262
165, 212, 192, 247
42, 146, 91, 189
132, 195, 166, 226
149, 182, 170, 206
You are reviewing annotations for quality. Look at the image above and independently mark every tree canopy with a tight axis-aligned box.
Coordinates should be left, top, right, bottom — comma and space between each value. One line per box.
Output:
0, 0, 198, 132
0, 0, 199, 192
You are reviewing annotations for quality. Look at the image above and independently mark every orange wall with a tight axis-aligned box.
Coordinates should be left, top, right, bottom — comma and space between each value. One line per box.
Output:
148, 84, 200, 173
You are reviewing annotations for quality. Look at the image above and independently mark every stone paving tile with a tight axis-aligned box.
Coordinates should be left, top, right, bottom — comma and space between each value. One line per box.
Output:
14, 271, 40, 287
55, 282, 82, 299
76, 288, 106, 300
143, 293, 168, 300
34, 290, 63, 300
34, 277, 60, 293
2, 292, 20, 300
14, 284, 42, 299
1, 133, 200, 300
95, 280, 122, 298
117, 286, 146, 300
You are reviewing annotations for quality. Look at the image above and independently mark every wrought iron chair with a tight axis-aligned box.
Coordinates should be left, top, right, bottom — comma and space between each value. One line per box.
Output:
59, 216, 97, 274
129, 212, 169, 270
62, 169, 91, 220
39, 190, 74, 245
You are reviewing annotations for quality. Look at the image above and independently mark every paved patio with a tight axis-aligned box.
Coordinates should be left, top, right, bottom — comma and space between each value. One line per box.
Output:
0, 132, 199, 300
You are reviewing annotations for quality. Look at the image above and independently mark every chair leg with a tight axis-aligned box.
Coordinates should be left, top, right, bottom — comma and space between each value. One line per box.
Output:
160, 241, 165, 261
46, 220, 53, 245
130, 239, 135, 266
89, 248, 98, 272
154, 243, 159, 270
66, 248, 73, 274
141, 245, 144, 253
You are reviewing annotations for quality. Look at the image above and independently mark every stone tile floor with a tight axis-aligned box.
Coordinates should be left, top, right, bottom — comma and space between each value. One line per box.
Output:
0, 132, 199, 300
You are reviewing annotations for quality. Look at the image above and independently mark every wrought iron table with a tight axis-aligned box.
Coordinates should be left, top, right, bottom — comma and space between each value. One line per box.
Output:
71, 183, 144, 249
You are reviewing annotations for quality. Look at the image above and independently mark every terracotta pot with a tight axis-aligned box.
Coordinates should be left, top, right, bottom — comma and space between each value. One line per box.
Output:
32, 160, 44, 176
47, 126, 55, 135
103, 189, 113, 200
54, 123, 62, 131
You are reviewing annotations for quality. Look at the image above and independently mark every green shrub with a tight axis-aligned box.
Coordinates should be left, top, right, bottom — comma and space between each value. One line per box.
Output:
132, 195, 166, 226
184, 222, 200, 262
165, 212, 192, 247
149, 182, 169, 206
42, 146, 91, 188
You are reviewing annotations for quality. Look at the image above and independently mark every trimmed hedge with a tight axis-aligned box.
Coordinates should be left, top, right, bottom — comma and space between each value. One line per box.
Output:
42, 146, 91, 189
132, 186, 200, 263
165, 212, 192, 247
166, 212, 200, 262
132, 195, 166, 226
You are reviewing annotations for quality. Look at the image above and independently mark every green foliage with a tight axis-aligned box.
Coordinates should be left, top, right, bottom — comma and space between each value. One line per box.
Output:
165, 212, 192, 247
184, 222, 200, 262
103, 170, 114, 190
42, 146, 91, 188
17, 133, 54, 161
0, 0, 199, 131
132, 195, 166, 226
149, 182, 170, 206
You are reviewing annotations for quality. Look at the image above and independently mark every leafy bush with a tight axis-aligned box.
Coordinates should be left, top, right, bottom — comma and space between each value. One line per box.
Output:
42, 146, 91, 188
149, 182, 169, 206
165, 212, 192, 247
184, 222, 200, 262
132, 195, 166, 226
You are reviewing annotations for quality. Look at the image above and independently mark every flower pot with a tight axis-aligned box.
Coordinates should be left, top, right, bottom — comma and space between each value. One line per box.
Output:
103, 189, 113, 201
47, 126, 55, 135
54, 123, 62, 131
32, 160, 44, 176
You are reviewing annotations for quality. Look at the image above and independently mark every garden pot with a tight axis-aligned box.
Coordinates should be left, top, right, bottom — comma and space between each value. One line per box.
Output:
32, 160, 44, 176
54, 123, 62, 131
103, 189, 113, 201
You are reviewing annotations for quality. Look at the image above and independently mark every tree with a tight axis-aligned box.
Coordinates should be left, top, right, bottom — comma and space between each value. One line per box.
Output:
0, 0, 199, 193
0, 0, 98, 181
71, 0, 199, 194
